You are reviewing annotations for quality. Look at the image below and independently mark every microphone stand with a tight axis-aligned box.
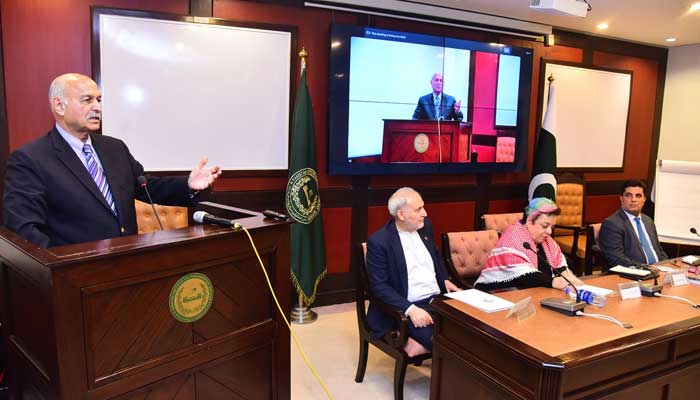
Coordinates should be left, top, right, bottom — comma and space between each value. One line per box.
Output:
138, 176, 164, 231
637, 264, 663, 296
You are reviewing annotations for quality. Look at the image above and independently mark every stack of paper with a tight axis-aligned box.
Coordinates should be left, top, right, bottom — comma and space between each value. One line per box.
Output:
610, 265, 652, 277
446, 289, 514, 313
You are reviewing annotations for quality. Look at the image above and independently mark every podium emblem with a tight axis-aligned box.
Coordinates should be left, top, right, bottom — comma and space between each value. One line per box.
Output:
169, 273, 214, 323
414, 133, 429, 154
286, 167, 321, 224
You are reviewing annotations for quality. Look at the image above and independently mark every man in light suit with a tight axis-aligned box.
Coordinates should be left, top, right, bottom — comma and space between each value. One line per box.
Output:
3, 73, 222, 248
599, 180, 668, 270
412, 73, 463, 121
366, 187, 458, 352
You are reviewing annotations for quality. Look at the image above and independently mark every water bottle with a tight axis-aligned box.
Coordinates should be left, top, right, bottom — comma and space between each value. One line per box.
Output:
565, 287, 607, 307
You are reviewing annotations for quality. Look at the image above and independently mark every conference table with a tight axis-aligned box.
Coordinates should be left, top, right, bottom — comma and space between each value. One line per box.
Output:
430, 261, 700, 400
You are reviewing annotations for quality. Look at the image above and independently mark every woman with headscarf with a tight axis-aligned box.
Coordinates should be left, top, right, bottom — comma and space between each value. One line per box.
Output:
475, 197, 583, 292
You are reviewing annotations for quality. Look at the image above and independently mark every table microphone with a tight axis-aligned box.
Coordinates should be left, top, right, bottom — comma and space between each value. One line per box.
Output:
690, 227, 700, 239
523, 242, 585, 316
137, 175, 164, 231
637, 264, 663, 296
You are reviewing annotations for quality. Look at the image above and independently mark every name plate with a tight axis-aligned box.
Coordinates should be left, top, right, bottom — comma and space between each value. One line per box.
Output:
506, 296, 535, 321
663, 271, 689, 287
617, 282, 641, 300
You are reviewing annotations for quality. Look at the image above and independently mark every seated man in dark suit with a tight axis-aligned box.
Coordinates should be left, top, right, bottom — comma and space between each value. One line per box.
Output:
366, 187, 459, 353
599, 180, 668, 270
412, 73, 464, 121
3, 73, 222, 248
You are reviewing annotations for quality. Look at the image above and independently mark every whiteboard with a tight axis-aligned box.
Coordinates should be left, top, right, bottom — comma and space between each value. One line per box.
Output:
654, 160, 700, 245
542, 63, 631, 169
97, 12, 292, 171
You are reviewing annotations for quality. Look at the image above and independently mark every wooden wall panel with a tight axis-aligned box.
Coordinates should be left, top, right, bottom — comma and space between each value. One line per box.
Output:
426, 201, 476, 249
585, 195, 620, 223
322, 207, 351, 274
488, 199, 525, 214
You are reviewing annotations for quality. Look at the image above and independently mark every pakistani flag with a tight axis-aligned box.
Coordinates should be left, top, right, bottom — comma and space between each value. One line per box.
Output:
528, 79, 557, 201
286, 67, 327, 306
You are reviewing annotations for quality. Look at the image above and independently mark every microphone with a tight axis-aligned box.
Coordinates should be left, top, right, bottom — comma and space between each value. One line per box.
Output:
193, 211, 240, 229
262, 209, 288, 220
690, 227, 700, 239
137, 175, 164, 231
525, 242, 586, 315
637, 264, 663, 296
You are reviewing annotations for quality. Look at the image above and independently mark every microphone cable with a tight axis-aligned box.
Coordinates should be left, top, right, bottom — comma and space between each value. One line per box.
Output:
234, 223, 334, 400
653, 292, 700, 308
575, 311, 633, 329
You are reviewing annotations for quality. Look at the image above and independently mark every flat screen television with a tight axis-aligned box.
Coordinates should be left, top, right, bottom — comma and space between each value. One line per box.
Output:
328, 24, 533, 175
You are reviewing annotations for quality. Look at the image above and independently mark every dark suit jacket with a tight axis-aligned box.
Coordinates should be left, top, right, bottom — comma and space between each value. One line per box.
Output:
412, 93, 464, 121
365, 218, 448, 339
599, 208, 668, 270
3, 128, 194, 248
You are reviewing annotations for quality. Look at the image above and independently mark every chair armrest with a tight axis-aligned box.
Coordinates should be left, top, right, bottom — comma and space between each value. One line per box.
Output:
368, 294, 411, 347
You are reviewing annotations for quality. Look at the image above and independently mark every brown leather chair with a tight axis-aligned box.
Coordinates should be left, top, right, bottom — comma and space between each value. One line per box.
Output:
481, 212, 523, 235
553, 173, 586, 274
584, 223, 603, 275
442, 230, 499, 288
134, 200, 188, 234
354, 243, 431, 400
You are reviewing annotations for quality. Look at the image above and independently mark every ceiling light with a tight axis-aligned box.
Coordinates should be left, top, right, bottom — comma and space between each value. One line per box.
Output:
690, 3, 700, 12
665, 37, 677, 42
596, 23, 609, 30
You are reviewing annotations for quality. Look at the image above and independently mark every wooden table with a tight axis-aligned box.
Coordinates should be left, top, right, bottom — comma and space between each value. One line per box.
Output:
430, 266, 700, 400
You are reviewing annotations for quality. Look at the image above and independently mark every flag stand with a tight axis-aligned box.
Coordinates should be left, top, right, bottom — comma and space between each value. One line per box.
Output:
290, 293, 317, 324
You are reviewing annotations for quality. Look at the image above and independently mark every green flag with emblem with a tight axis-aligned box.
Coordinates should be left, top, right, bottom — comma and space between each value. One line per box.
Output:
286, 66, 326, 306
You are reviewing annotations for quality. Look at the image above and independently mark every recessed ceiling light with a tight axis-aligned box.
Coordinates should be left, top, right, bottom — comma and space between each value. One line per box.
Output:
665, 37, 677, 42
690, 3, 700, 12
596, 23, 609, 30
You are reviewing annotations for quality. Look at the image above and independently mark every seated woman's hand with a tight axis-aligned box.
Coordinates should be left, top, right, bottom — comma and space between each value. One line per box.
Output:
551, 276, 569, 290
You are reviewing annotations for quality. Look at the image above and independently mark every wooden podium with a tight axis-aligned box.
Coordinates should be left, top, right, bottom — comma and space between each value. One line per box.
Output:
381, 119, 471, 163
0, 205, 290, 399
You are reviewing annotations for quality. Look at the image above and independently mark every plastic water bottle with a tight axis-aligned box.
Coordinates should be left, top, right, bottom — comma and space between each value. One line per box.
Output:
565, 287, 607, 307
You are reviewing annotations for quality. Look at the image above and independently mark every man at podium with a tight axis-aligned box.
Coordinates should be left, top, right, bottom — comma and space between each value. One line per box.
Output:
2, 73, 222, 248
412, 73, 463, 121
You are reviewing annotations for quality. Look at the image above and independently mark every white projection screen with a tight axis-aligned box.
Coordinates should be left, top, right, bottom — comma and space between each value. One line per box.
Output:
96, 10, 293, 171
541, 62, 631, 169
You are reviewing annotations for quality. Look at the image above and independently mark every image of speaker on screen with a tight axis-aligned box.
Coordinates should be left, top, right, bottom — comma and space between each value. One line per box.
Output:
412, 73, 463, 121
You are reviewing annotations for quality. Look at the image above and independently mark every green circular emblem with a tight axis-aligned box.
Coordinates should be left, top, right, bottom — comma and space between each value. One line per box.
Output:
285, 167, 321, 224
169, 273, 214, 323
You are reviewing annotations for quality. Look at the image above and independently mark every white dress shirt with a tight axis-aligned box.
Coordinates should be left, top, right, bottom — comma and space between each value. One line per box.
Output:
398, 229, 440, 305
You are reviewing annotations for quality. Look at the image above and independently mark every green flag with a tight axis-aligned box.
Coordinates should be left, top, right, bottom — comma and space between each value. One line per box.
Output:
286, 68, 326, 306
529, 79, 557, 202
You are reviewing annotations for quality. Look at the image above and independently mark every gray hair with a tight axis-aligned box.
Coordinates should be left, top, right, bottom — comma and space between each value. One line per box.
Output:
48, 73, 90, 107
388, 187, 419, 217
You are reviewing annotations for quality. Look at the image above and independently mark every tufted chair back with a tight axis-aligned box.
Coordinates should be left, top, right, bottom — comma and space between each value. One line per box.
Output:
555, 182, 584, 229
442, 230, 499, 288
134, 200, 189, 234
481, 212, 523, 235
495, 137, 516, 163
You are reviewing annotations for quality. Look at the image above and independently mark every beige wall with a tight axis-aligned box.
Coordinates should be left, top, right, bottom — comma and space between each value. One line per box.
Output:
658, 44, 700, 162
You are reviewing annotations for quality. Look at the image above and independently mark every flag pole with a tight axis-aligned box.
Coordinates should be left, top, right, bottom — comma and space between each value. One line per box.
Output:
290, 47, 319, 324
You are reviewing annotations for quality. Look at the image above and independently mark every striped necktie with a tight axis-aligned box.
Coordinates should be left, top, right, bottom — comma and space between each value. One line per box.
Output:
434, 95, 441, 119
634, 217, 656, 263
82, 144, 117, 215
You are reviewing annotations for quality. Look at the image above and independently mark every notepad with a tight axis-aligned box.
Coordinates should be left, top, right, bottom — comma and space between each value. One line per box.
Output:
610, 265, 652, 277
682, 255, 700, 266
446, 289, 514, 313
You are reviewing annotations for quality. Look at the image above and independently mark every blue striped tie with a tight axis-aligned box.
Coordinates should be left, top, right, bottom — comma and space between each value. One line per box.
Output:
634, 217, 656, 263
83, 144, 117, 215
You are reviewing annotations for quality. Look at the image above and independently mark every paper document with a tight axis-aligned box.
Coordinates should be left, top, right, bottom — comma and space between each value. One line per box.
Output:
446, 289, 514, 313
610, 265, 652, 277
682, 255, 699, 264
